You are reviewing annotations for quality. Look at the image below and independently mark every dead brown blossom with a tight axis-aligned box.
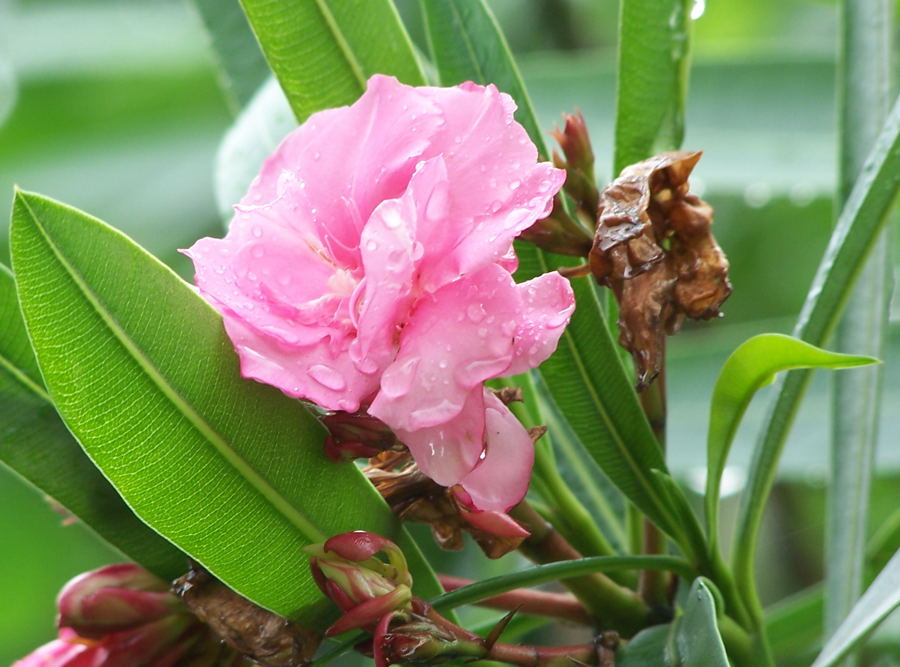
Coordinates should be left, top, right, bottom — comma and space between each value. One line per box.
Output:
364, 451, 526, 559
589, 151, 731, 386
173, 566, 321, 666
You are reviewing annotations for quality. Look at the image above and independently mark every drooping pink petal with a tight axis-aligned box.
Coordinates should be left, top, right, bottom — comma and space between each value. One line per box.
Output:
457, 507, 530, 538
506, 271, 576, 376
388, 387, 485, 487
456, 390, 535, 511
13, 635, 98, 667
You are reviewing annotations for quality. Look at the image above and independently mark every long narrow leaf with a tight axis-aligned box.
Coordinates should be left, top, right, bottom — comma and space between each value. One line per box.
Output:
0, 264, 186, 580
705, 334, 877, 551
422, 0, 684, 545
826, 0, 895, 647
238, 0, 425, 122
430, 555, 695, 613
733, 95, 900, 619
10, 191, 441, 628
191, 0, 269, 112
614, 0, 693, 173
422, 0, 549, 158
812, 548, 900, 667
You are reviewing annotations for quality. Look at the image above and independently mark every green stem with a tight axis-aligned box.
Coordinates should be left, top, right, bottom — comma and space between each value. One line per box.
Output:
509, 502, 653, 635
532, 437, 620, 559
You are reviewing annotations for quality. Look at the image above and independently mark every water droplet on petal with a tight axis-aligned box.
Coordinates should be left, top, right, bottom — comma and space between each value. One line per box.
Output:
467, 303, 486, 323
383, 210, 402, 229
308, 364, 347, 391
509, 180, 521, 191
366, 239, 378, 252
313, 152, 321, 160
251, 246, 265, 258
381, 357, 419, 398
251, 226, 263, 238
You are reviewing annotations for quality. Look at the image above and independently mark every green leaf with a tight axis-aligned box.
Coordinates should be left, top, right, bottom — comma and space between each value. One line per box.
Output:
429, 555, 695, 614
10, 190, 441, 628
614, 0, 692, 172
0, 264, 187, 580
617, 625, 670, 666
190, 0, 269, 112
826, 0, 895, 647
704, 334, 877, 550
214, 76, 296, 220
733, 94, 900, 623
670, 579, 730, 667
421, 0, 549, 158
765, 585, 823, 660
617, 581, 731, 666
238, 0, 425, 123
421, 0, 686, 550
812, 547, 900, 667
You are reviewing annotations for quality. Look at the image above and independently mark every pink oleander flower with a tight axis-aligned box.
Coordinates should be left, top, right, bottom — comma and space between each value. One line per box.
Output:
186, 74, 574, 515
15, 564, 244, 667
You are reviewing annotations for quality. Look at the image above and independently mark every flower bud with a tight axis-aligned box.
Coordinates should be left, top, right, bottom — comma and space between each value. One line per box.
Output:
15, 564, 248, 667
56, 563, 180, 638
306, 532, 415, 637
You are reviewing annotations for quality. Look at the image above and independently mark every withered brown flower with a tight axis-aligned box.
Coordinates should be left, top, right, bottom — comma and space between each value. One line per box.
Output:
589, 151, 731, 386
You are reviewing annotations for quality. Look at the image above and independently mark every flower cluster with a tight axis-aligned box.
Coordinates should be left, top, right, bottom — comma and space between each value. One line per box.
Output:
187, 75, 574, 519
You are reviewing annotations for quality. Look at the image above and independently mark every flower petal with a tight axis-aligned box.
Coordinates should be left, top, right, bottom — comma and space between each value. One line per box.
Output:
247, 74, 445, 269
369, 264, 520, 433
456, 390, 534, 511
222, 315, 377, 413
412, 83, 565, 290
506, 271, 576, 376
388, 387, 485, 487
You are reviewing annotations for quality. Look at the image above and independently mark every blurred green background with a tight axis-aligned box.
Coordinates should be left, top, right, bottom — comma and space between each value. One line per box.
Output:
1, 0, 898, 663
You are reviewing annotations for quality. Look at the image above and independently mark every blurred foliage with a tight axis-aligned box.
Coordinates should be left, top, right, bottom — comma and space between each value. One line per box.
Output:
1, 0, 898, 663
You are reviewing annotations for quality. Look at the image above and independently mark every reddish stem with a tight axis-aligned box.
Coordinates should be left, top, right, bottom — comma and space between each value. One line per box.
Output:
438, 574, 592, 625
487, 641, 597, 666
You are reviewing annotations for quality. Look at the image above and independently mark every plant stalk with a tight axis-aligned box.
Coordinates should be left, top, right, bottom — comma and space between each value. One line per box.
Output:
438, 574, 592, 625
826, 2, 894, 664
637, 360, 671, 610
509, 501, 652, 635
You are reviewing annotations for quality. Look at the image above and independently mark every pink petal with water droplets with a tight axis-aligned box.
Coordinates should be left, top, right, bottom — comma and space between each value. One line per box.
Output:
506, 271, 576, 376
411, 83, 565, 290
389, 387, 486, 487
456, 390, 535, 511
247, 75, 444, 269
369, 264, 520, 433
221, 315, 377, 413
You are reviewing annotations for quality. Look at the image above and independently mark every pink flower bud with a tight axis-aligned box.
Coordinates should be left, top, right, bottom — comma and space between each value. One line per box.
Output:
57, 563, 180, 638
324, 585, 412, 637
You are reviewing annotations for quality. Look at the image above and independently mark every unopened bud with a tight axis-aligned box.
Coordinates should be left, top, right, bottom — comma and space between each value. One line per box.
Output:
56, 563, 180, 638
307, 532, 414, 637
519, 196, 594, 257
